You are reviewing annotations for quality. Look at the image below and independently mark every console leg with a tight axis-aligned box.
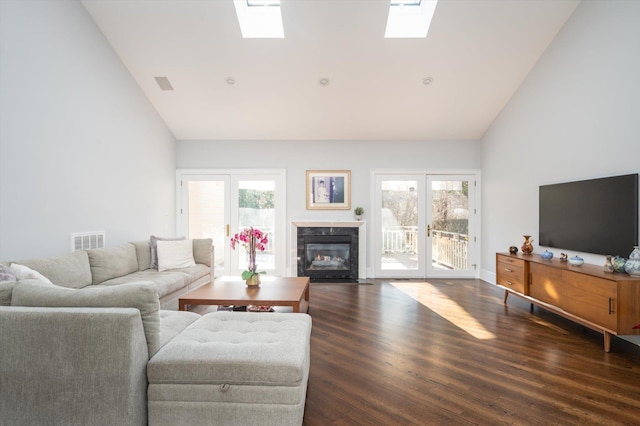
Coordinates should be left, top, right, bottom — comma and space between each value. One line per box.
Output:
503, 290, 509, 304
604, 332, 611, 353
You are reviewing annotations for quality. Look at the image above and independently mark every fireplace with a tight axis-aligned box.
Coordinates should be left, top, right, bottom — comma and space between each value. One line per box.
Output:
297, 227, 359, 282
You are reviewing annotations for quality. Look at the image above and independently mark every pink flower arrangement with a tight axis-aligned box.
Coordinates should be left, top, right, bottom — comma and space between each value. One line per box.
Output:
230, 227, 269, 280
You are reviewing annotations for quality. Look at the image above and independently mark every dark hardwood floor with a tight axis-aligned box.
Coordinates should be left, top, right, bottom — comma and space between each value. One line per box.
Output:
302, 279, 640, 425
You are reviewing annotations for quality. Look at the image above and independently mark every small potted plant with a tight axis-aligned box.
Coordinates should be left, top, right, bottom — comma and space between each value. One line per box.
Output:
354, 206, 364, 221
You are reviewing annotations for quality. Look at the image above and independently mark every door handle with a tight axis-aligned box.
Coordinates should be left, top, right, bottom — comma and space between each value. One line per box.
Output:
226, 224, 230, 237
427, 224, 431, 237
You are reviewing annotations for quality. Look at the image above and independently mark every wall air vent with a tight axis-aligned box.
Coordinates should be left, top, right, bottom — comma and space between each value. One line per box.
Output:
71, 231, 105, 251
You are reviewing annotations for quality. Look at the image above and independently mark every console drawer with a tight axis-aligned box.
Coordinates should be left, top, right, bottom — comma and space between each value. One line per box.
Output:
496, 255, 526, 294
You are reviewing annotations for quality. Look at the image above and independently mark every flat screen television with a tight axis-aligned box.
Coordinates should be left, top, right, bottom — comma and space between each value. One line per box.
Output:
539, 174, 639, 257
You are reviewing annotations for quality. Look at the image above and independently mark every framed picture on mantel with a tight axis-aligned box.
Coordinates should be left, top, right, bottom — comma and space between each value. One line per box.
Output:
306, 170, 351, 210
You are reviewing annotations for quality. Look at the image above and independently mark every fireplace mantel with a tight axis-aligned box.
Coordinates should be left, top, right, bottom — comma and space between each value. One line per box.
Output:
291, 221, 366, 279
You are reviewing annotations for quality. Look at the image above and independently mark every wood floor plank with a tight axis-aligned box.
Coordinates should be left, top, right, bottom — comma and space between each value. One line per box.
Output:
302, 279, 640, 425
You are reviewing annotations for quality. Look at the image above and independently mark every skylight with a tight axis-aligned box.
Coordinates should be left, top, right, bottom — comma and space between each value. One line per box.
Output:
385, 0, 438, 38
233, 0, 284, 38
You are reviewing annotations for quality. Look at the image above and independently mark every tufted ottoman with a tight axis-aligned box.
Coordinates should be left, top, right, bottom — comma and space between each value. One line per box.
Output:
147, 311, 312, 426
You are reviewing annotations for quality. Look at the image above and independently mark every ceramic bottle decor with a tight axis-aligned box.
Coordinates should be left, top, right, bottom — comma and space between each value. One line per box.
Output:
521, 235, 534, 255
624, 246, 640, 277
540, 250, 553, 260
612, 256, 627, 273
604, 255, 614, 273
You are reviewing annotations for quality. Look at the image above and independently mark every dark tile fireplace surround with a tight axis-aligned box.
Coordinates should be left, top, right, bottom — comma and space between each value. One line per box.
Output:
297, 226, 359, 282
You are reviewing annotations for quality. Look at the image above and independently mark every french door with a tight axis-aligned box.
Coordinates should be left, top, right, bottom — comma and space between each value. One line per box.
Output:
177, 169, 286, 277
373, 172, 478, 278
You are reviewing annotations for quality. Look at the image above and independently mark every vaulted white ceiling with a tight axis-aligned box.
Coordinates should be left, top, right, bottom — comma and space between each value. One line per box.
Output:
81, 0, 580, 141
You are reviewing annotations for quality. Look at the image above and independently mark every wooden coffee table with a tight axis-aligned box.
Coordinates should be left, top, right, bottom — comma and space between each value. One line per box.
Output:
179, 276, 310, 313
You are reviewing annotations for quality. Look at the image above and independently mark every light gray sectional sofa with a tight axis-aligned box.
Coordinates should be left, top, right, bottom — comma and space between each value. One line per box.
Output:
0, 240, 312, 425
0, 238, 214, 310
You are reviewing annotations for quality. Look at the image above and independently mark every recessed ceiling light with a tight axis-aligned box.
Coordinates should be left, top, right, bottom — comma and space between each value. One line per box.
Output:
385, 0, 438, 38
423, 77, 433, 85
226, 78, 236, 85
319, 78, 330, 87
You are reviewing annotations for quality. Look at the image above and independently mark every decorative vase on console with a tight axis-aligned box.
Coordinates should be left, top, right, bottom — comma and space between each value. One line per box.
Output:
612, 256, 627, 273
624, 246, 640, 277
521, 235, 534, 255
603, 255, 614, 273
540, 250, 553, 260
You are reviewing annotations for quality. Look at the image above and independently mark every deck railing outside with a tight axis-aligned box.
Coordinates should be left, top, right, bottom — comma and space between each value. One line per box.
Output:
431, 230, 468, 270
382, 227, 468, 270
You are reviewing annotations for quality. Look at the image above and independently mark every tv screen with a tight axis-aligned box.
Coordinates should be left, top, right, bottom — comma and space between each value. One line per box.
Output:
539, 174, 639, 257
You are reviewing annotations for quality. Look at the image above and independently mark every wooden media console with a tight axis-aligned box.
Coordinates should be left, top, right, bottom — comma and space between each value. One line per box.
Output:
496, 252, 640, 352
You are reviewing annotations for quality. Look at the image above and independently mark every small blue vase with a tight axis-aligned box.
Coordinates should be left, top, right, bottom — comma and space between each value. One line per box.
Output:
624, 247, 640, 277
612, 256, 627, 273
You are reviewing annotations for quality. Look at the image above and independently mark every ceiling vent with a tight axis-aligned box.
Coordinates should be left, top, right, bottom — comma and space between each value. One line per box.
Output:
71, 231, 105, 251
154, 76, 174, 91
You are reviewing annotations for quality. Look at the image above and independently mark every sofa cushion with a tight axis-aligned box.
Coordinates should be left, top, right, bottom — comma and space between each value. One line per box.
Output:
13, 251, 92, 289
0, 281, 15, 306
97, 270, 191, 298
192, 238, 213, 267
10, 263, 53, 284
150, 236, 185, 269
159, 310, 201, 348
87, 244, 138, 285
157, 240, 196, 272
11, 280, 162, 357
172, 264, 210, 284
130, 240, 152, 271
148, 312, 312, 387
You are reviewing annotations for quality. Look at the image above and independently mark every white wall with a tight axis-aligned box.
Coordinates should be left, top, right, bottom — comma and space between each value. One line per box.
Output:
481, 0, 640, 281
178, 139, 481, 217
178, 139, 481, 274
0, 1, 176, 260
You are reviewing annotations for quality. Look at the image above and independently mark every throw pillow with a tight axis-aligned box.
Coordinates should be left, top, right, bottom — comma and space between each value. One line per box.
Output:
10, 263, 53, 284
0, 264, 18, 306
0, 264, 16, 282
156, 239, 196, 272
11, 280, 161, 357
0, 281, 14, 306
150, 235, 185, 269
12, 251, 92, 289
86, 244, 138, 285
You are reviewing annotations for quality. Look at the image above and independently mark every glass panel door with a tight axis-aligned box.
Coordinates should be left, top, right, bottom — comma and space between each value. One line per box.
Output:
232, 177, 277, 275
373, 172, 477, 278
181, 175, 230, 276
178, 170, 286, 279
426, 175, 475, 277
374, 175, 426, 277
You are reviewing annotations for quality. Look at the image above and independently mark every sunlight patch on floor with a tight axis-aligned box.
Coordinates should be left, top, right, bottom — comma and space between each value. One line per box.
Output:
390, 281, 496, 340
